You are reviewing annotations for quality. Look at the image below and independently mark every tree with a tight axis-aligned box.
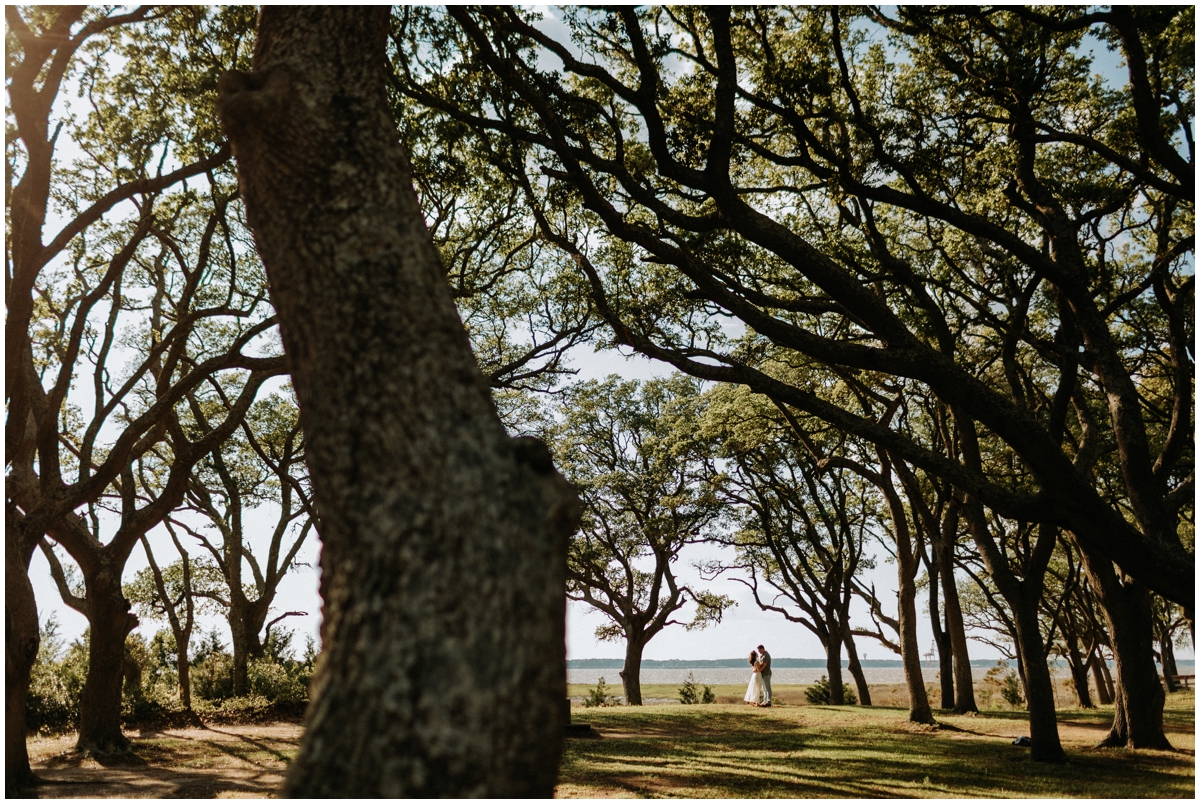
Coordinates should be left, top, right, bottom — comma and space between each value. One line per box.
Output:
7, 5, 282, 764
123, 531, 224, 712
704, 384, 874, 705
549, 375, 732, 706
215, 7, 580, 796
171, 391, 314, 697
957, 509, 1065, 760
393, 5, 1193, 612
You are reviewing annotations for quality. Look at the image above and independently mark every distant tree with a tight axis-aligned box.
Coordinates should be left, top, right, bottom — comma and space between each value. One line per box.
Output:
398, 2, 1193, 609
169, 391, 314, 697
703, 384, 876, 705
6, 5, 281, 766
123, 530, 224, 712
549, 375, 732, 706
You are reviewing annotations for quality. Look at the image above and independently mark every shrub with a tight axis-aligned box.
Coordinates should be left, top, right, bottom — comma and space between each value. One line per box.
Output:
248, 656, 308, 703
679, 672, 716, 704
1000, 671, 1024, 708
584, 676, 619, 707
982, 661, 1024, 709
26, 618, 88, 735
804, 675, 857, 705
192, 651, 235, 702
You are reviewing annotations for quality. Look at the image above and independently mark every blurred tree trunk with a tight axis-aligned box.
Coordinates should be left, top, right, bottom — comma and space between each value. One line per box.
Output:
217, 7, 578, 796
5, 521, 41, 794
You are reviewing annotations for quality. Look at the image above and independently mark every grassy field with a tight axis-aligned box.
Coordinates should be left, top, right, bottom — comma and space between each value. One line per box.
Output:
26, 689, 1193, 797
560, 689, 1196, 798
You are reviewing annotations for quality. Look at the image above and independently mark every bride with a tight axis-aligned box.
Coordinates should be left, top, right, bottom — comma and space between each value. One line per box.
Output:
743, 650, 764, 705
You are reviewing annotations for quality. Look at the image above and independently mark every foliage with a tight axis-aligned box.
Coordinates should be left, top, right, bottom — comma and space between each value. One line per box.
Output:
550, 376, 734, 648
583, 676, 620, 708
983, 662, 1026, 709
678, 672, 716, 705
26, 618, 88, 735
804, 675, 858, 706
392, 5, 1195, 611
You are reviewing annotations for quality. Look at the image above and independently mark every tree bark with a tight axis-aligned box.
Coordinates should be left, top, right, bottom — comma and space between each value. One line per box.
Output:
876, 454, 933, 724
1090, 653, 1114, 705
842, 627, 872, 705
1011, 592, 1065, 762
1157, 616, 1179, 693
825, 629, 845, 705
934, 506, 978, 713
76, 570, 138, 755
1080, 549, 1172, 749
926, 568, 954, 709
5, 526, 41, 794
1066, 650, 1094, 709
622, 636, 645, 706
227, 601, 266, 697
217, 7, 579, 796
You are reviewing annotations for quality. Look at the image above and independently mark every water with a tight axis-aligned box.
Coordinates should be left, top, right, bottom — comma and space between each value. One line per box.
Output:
568, 660, 1195, 687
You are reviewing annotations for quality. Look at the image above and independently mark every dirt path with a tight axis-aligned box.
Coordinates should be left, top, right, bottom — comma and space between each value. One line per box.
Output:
26, 723, 302, 799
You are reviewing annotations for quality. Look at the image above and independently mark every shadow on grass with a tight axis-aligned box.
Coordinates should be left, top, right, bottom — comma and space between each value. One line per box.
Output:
560, 707, 1194, 798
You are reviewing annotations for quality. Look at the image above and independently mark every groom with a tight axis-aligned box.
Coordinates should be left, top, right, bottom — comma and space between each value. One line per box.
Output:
757, 644, 772, 707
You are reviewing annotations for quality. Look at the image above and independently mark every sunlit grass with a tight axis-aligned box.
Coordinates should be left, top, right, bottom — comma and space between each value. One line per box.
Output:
559, 689, 1195, 798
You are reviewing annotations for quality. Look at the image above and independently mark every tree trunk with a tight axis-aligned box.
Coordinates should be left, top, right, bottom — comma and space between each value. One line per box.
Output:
877, 453, 934, 724
6, 530, 41, 794
178, 637, 193, 711
1061, 625, 1094, 708
1090, 653, 1114, 705
76, 576, 138, 755
927, 576, 954, 709
1081, 551, 1171, 749
622, 637, 645, 706
217, 8, 578, 796
228, 604, 261, 697
825, 630, 845, 705
1067, 656, 1094, 709
1012, 594, 1065, 762
933, 516, 978, 713
895, 542, 935, 723
1158, 621, 1179, 693
842, 627, 872, 705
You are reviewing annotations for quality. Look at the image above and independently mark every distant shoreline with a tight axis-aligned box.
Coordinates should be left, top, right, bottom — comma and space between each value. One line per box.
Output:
567, 657, 1195, 669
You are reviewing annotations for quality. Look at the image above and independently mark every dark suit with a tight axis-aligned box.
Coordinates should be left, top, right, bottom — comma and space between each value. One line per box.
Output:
759, 650, 772, 703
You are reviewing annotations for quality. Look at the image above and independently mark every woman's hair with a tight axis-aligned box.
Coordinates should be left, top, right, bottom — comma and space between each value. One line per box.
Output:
749, 650, 758, 665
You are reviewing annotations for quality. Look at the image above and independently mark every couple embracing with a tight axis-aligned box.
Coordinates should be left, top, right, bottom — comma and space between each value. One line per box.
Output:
743, 644, 772, 707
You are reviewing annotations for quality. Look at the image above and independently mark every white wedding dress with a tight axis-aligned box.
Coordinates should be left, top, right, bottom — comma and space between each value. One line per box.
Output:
744, 668, 764, 704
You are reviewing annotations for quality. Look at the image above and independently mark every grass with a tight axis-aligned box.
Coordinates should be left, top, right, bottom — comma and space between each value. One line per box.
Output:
559, 689, 1195, 798
26, 690, 1193, 797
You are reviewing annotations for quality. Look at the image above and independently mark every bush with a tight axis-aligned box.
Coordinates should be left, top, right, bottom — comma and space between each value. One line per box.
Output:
192, 650, 235, 702
982, 661, 1024, 709
248, 656, 308, 703
679, 672, 716, 704
1000, 671, 1024, 708
26, 618, 88, 735
804, 675, 857, 705
584, 676, 619, 707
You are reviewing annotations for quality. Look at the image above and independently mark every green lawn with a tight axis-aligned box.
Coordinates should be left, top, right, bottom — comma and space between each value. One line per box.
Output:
559, 689, 1195, 798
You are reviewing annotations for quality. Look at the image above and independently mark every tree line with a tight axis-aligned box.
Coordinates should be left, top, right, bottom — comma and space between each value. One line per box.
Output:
6, 5, 1192, 796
